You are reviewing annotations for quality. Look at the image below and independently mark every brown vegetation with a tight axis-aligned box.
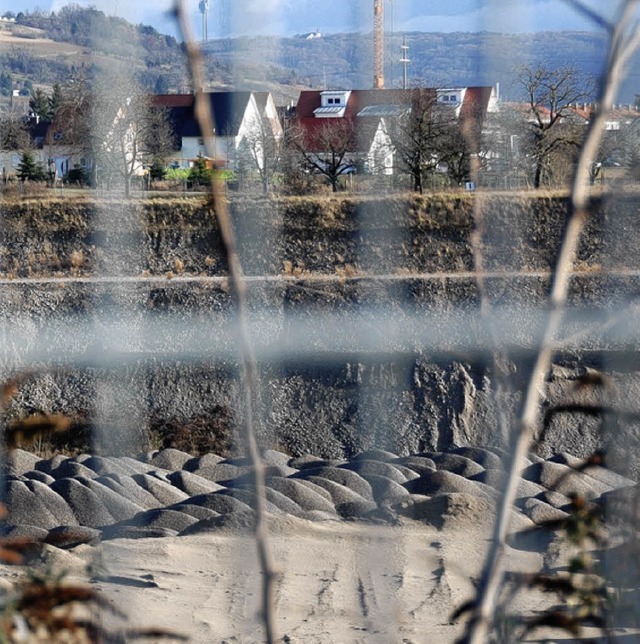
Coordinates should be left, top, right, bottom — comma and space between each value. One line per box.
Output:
0, 191, 621, 279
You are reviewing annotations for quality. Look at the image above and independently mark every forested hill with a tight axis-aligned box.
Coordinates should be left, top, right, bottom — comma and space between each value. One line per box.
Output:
204, 30, 619, 100
2, 7, 635, 104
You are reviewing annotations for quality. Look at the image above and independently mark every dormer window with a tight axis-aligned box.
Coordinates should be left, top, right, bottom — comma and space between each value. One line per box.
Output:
314, 90, 351, 117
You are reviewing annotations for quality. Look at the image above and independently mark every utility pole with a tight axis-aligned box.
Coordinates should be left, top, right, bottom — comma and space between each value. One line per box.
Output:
373, 0, 384, 89
400, 35, 410, 90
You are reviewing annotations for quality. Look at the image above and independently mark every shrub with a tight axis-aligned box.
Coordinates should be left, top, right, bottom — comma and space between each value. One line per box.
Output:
188, 154, 213, 186
149, 157, 167, 181
65, 164, 90, 186
165, 167, 189, 181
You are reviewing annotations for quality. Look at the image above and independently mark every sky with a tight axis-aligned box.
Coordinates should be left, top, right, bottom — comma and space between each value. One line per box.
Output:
4, 0, 621, 38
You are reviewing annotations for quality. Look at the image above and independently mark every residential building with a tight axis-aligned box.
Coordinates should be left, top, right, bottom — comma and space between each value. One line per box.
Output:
154, 91, 283, 171
293, 86, 497, 177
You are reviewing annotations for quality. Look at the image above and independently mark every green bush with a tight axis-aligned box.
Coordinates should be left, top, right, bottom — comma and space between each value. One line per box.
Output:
149, 157, 167, 181
165, 167, 189, 181
65, 165, 91, 186
188, 154, 213, 185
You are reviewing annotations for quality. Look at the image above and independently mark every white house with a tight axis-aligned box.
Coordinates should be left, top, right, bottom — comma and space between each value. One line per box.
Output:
155, 91, 283, 171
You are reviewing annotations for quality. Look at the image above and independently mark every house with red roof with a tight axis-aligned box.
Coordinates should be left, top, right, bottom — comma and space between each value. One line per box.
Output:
293, 86, 497, 181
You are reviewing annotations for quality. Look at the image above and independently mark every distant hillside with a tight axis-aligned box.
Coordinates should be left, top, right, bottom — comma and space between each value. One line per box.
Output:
0, 8, 188, 96
204, 30, 632, 102
2, 8, 636, 106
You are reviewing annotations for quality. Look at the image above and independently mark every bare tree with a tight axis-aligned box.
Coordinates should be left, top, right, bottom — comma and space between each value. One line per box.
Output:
174, 4, 279, 644
44, 73, 96, 183
291, 118, 357, 193
387, 88, 449, 193
0, 110, 32, 151
278, 119, 314, 195
514, 64, 591, 188
438, 103, 487, 186
463, 2, 640, 641
89, 73, 173, 196
239, 114, 283, 194
589, 126, 624, 184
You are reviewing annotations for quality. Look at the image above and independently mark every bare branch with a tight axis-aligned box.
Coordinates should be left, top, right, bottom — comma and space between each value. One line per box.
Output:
563, 0, 614, 31
463, 2, 640, 642
173, 3, 279, 643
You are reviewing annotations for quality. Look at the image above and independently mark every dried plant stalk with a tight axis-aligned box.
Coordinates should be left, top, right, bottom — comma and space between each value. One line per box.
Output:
464, 2, 640, 641
172, 3, 279, 643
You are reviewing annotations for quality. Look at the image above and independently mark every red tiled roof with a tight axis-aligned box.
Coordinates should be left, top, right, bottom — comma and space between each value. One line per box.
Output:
294, 87, 494, 152
568, 105, 592, 121
295, 91, 323, 119
295, 88, 436, 120
296, 116, 357, 151
502, 101, 554, 120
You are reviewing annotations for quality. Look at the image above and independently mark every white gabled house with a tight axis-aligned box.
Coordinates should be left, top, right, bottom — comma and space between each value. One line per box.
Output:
154, 91, 283, 171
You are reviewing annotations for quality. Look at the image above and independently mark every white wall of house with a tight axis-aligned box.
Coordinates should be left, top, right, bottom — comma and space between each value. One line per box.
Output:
168, 135, 235, 168
263, 95, 284, 139
164, 92, 283, 172
0, 151, 23, 177
0, 145, 89, 179
365, 120, 394, 175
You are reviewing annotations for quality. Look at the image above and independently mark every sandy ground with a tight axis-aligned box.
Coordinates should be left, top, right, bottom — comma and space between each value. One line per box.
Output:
69, 516, 549, 644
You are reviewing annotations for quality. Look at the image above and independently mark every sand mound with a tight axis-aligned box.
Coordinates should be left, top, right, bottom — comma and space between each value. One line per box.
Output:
0, 447, 636, 643
1, 446, 633, 548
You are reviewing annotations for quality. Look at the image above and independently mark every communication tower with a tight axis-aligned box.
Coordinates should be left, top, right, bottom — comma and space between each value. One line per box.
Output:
199, 0, 210, 42
400, 35, 410, 89
373, 0, 384, 88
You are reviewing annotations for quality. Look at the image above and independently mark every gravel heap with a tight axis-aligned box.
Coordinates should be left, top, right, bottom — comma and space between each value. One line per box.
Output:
2, 447, 635, 548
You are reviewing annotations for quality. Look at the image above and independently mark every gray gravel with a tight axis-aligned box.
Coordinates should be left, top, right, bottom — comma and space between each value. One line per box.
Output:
0, 447, 633, 546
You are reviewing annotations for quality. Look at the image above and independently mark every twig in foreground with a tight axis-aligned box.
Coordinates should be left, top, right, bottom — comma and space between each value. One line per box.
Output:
172, 3, 279, 643
462, 1, 640, 641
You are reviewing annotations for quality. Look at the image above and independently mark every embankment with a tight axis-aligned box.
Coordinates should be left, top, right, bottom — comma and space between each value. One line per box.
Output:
0, 192, 637, 473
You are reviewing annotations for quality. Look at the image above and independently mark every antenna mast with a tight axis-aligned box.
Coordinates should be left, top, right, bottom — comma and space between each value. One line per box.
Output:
199, 0, 210, 42
400, 35, 410, 89
373, 0, 384, 88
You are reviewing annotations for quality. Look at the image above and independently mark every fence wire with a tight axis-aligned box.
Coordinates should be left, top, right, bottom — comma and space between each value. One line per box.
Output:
1, 1, 640, 642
